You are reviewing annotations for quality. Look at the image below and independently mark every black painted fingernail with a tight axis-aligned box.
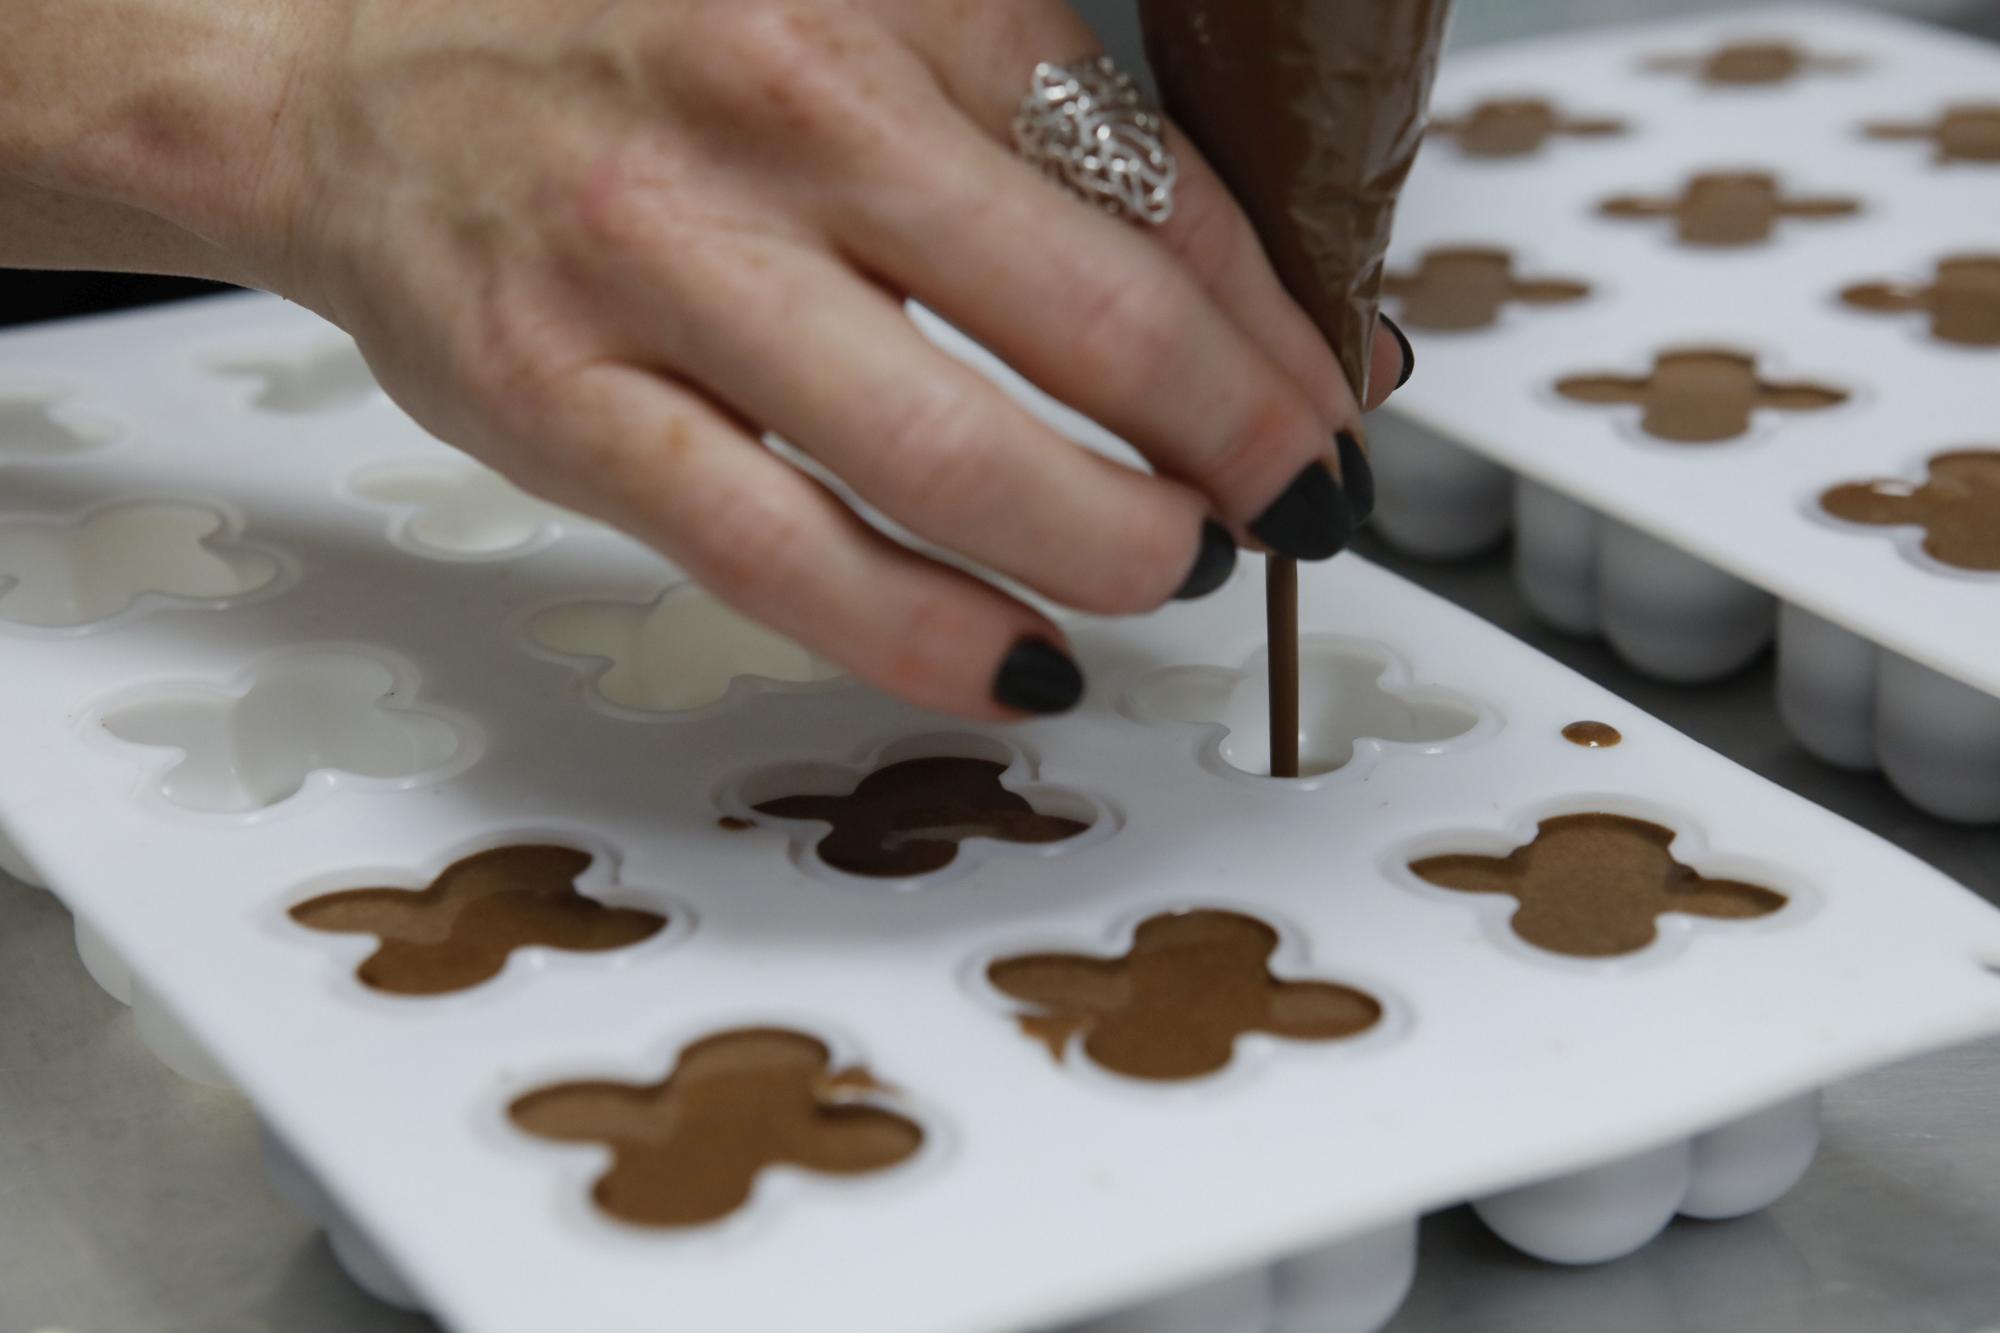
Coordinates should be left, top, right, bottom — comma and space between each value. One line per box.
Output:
1337, 431, 1375, 527
1249, 461, 1352, 561
1173, 521, 1239, 600
1383, 313, 1416, 390
993, 637, 1084, 715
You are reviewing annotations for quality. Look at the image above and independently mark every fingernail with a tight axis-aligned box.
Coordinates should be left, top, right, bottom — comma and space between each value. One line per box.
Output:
1383, 313, 1416, 390
1337, 431, 1375, 527
1173, 520, 1239, 600
1249, 461, 1352, 562
993, 637, 1085, 715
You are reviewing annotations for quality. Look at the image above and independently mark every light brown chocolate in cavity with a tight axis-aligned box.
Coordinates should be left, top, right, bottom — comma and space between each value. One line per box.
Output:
1644, 41, 1859, 86
988, 909, 1381, 1082
1562, 721, 1623, 748
509, 1028, 921, 1229
1841, 254, 2000, 347
1821, 449, 2000, 572
1557, 348, 1846, 444
1383, 247, 1590, 332
1429, 98, 1626, 158
1412, 814, 1787, 958
1600, 171, 1860, 247
290, 845, 664, 995
753, 756, 1089, 877
1865, 104, 2000, 164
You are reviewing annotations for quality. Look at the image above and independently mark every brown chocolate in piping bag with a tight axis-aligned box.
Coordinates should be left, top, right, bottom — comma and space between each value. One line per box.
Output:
1141, 1, 1453, 777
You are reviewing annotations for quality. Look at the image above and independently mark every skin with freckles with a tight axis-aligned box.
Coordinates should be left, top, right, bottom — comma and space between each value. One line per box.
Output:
2, 0, 1409, 721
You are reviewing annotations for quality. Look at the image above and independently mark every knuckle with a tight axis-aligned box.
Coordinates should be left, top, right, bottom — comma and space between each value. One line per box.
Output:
869, 383, 1000, 518
1075, 501, 1200, 615
874, 587, 989, 709
682, 3, 883, 139
1210, 394, 1322, 512
681, 481, 812, 607
1160, 186, 1241, 289
1066, 273, 1183, 402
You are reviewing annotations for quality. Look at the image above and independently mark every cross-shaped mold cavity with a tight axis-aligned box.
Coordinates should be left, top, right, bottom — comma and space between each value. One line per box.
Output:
1641, 39, 1860, 86
348, 459, 581, 560
1409, 813, 1789, 959
1427, 98, 1626, 158
98, 651, 472, 813
1125, 638, 1483, 781
1381, 246, 1590, 332
1820, 449, 2000, 574
209, 338, 378, 414
1600, 171, 1861, 247
290, 844, 669, 995
509, 1027, 924, 1229
0, 501, 284, 629
0, 390, 118, 461
1555, 347, 1847, 444
986, 909, 1383, 1082
1841, 253, 2000, 348
1864, 103, 2000, 164
731, 735, 1103, 882
527, 583, 841, 716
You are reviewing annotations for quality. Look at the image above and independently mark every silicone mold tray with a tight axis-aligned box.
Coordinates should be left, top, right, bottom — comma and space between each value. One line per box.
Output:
1370, 4, 2000, 824
3, 292, 2000, 1333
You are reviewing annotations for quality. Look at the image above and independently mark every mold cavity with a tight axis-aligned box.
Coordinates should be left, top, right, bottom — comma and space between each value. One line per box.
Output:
100, 652, 466, 812
1820, 448, 2000, 573
509, 1027, 922, 1228
1841, 253, 2000, 348
0, 502, 281, 628
988, 909, 1381, 1082
1382, 246, 1589, 332
1641, 40, 1859, 86
349, 460, 576, 559
1129, 639, 1480, 779
1555, 347, 1847, 444
1600, 171, 1860, 247
528, 584, 839, 714
1428, 98, 1626, 158
1863, 103, 2000, 163
1411, 813, 1788, 958
0, 392, 116, 460
1562, 721, 1623, 748
290, 845, 665, 995
210, 339, 378, 414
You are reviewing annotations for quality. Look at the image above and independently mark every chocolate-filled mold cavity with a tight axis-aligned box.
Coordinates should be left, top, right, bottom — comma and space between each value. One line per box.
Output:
1820, 449, 2000, 574
509, 1027, 923, 1229
208, 339, 378, 414
1382, 247, 1590, 332
1600, 171, 1861, 248
0, 390, 118, 461
1841, 253, 2000, 348
1555, 347, 1847, 444
348, 460, 581, 560
290, 845, 668, 996
1641, 40, 1860, 86
98, 651, 471, 813
1127, 638, 1483, 781
1428, 98, 1626, 158
987, 909, 1382, 1082
1864, 103, 2000, 164
1410, 813, 1788, 959
0, 501, 284, 629
1562, 721, 1623, 749
528, 584, 840, 716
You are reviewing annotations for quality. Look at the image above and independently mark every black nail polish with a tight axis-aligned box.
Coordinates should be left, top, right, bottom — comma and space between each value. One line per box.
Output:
1249, 461, 1352, 562
1173, 521, 1239, 600
993, 637, 1084, 715
1337, 431, 1375, 527
1383, 313, 1416, 390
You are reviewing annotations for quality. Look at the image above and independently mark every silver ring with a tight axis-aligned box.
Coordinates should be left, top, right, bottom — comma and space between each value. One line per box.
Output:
1013, 56, 1178, 227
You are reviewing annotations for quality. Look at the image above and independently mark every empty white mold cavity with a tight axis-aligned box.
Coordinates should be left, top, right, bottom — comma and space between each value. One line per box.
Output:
0, 502, 283, 629
0, 391, 118, 460
99, 652, 469, 813
349, 460, 579, 560
1370, 412, 1514, 561
210, 339, 378, 414
530, 583, 841, 715
1127, 638, 1483, 780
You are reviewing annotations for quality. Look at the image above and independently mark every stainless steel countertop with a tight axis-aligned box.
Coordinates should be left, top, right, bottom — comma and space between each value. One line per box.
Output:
4, 535, 1995, 1333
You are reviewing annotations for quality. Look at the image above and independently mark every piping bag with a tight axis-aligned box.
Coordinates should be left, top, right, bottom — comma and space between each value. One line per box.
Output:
1139, 1, 1452, 777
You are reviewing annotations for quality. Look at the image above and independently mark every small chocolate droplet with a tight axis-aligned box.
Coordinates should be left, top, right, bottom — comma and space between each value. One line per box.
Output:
1562, 721, 1623, 748
716, 816, 753, 832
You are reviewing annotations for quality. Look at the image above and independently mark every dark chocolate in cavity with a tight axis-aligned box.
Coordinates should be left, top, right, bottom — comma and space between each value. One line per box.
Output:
1600, 171, 1860, 247
1556, 348, 1846, 444
1842, 254, 2000, 347
1428, 98, 1626, 158
1383, 246, 1590, 331
1821, 449, 2000, 572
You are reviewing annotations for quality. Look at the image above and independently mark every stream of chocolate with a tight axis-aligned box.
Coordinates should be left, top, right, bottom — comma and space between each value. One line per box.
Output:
1141, 1, 1452, 778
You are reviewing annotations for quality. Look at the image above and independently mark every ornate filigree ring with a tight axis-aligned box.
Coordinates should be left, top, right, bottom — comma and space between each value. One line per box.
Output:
1012, 55, 1179, 227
